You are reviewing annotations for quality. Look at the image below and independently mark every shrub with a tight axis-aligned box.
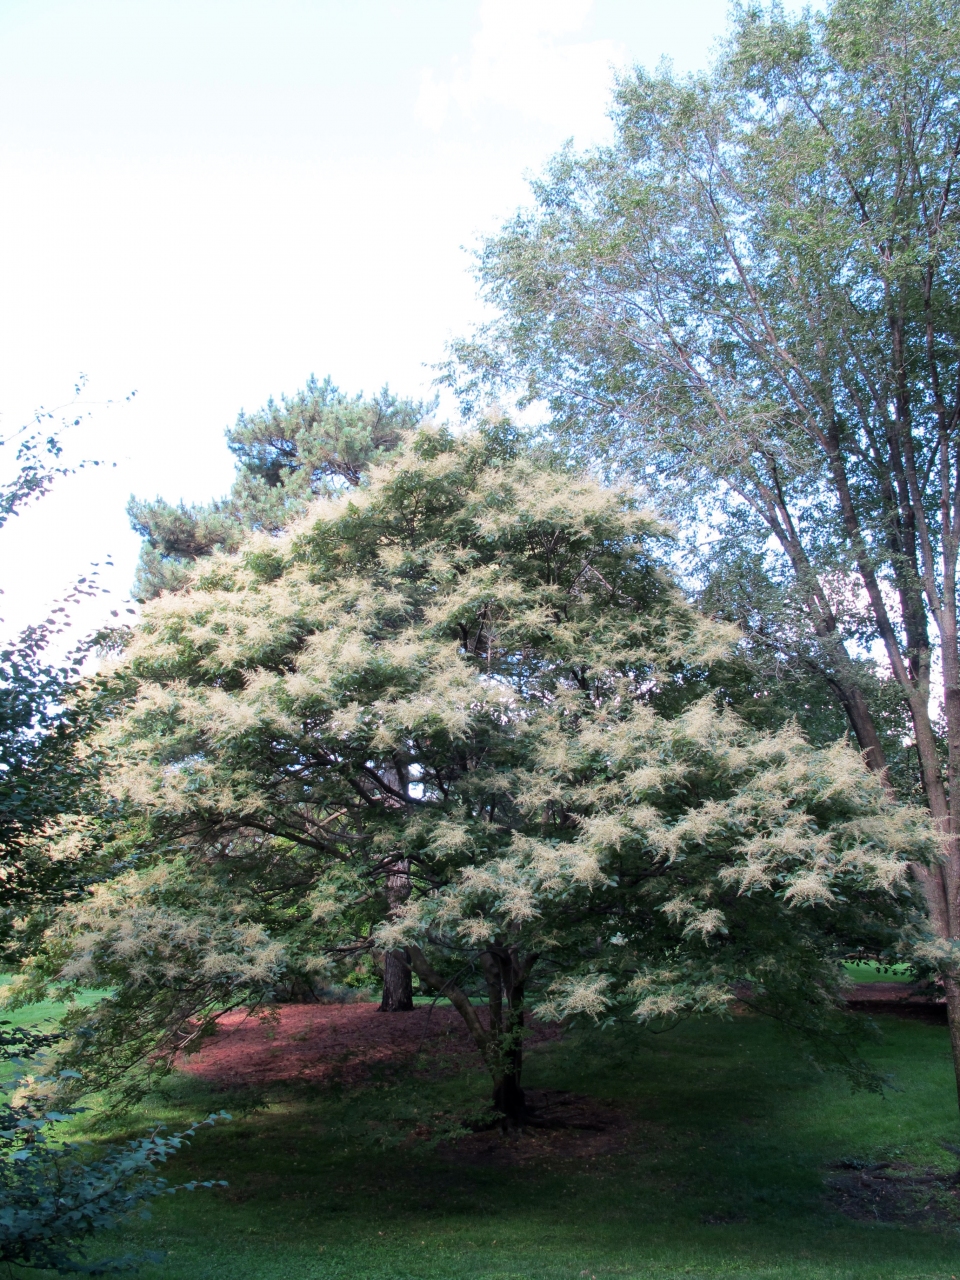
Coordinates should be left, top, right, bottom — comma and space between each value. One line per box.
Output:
0, 1021, 228, 1274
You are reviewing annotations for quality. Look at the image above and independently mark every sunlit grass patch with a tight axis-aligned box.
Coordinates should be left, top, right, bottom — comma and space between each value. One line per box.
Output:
844, 963, 916, 985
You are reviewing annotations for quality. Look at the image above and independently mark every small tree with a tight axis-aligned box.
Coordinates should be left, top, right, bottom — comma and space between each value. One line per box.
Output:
13, 427, 931, 1123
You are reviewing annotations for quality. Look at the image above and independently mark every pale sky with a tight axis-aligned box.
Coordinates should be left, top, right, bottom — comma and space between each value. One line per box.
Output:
0, 0, 731, 646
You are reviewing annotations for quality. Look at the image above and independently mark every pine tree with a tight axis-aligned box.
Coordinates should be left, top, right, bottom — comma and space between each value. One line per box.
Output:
128, 375, 430, 600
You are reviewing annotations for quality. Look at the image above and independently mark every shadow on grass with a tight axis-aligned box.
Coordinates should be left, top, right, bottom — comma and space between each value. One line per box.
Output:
20, 1010, 960, 1279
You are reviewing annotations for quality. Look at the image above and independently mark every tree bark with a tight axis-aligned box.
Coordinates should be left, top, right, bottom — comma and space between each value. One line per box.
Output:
481, 948, 528, 1125
944, 978, 960, 1116
823, 671, 890, 780
379, 857, 413, 1012
492, 1071, 527, 1125
407, 942, 537, 1127
380, 948, 413, 1012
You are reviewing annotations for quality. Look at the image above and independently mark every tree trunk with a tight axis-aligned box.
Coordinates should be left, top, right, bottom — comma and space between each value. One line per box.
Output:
380, 947, 413, 1012
481, 945, 531, 1126
825, 674, 890, 780
492, 1070, 527, 1125
944, 977, 960, 1115
407, 942, 537, 1127
379, 856, 413, 1012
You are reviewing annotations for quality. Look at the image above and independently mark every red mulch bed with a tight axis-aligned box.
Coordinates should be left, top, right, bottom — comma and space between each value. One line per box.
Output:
176, 1004, 627, 1162
177, 1002, 562, 1090
179, 1003, 473, 1089
177, 984, 945, 1095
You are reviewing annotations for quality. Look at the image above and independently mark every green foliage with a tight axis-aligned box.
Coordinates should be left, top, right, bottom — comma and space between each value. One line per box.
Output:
0, 397, 131, 953
0, 613, 129, 954
15, 427, 933, 1109
449, 0, 960, 804
0, 378, 112, 532
128, 376, 430, 600
126, 502, 245, 602
0, 1104, 229, 1275
0, 394, 229, 1273
226, 375, 431, 509
1, 425, 71, 534
0, 1017, 229, 1274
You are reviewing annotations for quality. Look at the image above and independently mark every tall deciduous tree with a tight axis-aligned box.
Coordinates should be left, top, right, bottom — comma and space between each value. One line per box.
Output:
13, 428, 930, 1123
128, 376, 430, 601
450, 0, 960, 1104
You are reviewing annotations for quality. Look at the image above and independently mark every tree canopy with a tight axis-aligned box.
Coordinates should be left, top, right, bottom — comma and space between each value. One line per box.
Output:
128, 376, 430, 600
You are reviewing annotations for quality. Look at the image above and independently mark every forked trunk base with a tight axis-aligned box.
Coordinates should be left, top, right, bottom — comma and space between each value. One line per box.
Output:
493, 1073, 528, 1128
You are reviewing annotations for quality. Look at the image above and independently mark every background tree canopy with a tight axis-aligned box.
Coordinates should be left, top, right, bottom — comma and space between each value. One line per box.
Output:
449, 0, 960, 1102
13, 427, 931, 1122
127, 376, 430, 601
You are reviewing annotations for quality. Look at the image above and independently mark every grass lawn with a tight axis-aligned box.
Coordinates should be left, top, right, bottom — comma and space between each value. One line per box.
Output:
10, 998, 960, 1280
844, 964, 917, 985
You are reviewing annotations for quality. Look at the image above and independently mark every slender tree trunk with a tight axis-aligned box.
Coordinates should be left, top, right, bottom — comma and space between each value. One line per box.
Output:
481, 950, 528, 1126
408, 942, 536, 1127
823, 672, 890, 779
498, 956, 528, 1126
944, 978, 960, 1115
492, 1070, 526, 1124
379, 858, 413, 1012
747, 487, 892, 778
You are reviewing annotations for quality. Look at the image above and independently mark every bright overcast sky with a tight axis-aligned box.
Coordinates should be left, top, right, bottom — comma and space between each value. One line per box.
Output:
0, 0, 732, 645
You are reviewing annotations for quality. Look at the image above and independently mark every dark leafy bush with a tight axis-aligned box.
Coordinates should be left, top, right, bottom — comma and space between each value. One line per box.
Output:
0, 1022, 229, 1274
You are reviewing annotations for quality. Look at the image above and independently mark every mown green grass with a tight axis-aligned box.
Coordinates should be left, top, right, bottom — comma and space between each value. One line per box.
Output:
12, 999, 960, 1280
0, 985, 106, 1088
844, 963, 916, 985
0, 986, 105, 1028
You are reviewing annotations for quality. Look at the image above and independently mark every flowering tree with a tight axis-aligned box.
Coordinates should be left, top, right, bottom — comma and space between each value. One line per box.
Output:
12, 427, 931, 1122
